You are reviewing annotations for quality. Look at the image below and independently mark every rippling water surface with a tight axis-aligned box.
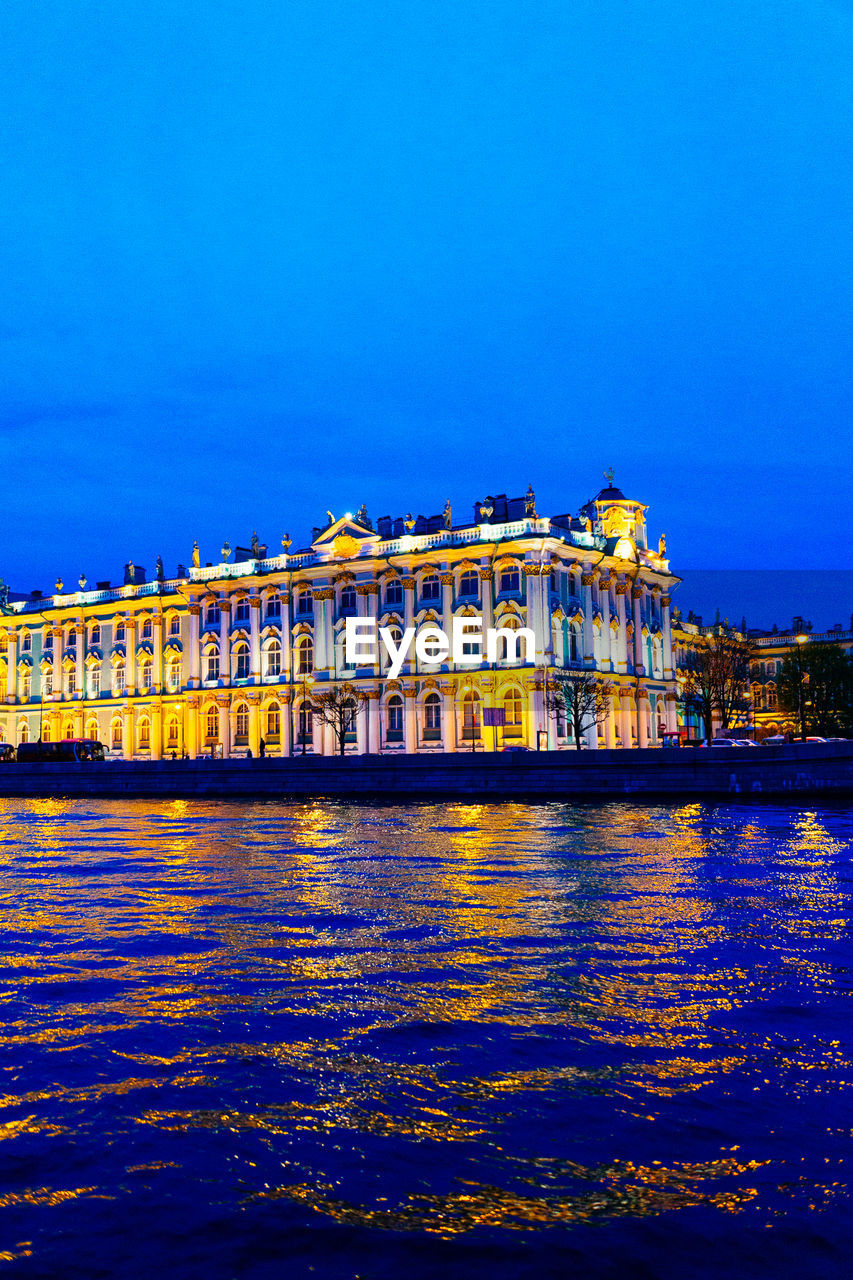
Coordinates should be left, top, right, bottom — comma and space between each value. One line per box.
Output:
1, 798, 852, 1279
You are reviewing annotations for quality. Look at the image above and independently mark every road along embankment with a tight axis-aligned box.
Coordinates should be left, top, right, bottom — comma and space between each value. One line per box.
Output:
0, 742, 852, 801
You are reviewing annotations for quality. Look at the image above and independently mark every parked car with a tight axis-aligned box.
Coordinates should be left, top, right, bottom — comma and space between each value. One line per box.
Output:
805, 736, 827, 743
762, 735, 787, 745
733, 739, 759, 747
710, 739, 737, 747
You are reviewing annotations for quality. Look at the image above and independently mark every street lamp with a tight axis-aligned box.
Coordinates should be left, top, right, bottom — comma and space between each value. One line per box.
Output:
795, 634, 808, 741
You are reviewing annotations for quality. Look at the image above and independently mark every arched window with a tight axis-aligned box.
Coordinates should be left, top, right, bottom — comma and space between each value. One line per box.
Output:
295, 637, 313, 675
111, 718, 122, 748
423, 692, 441, 739
140, 618, 152, 639
233, 641, 250, 680
21, 630, 31, 652
296, 588, 313, 615
114, 621, 126, 642
67, 627, 76, 649
264, 638, 281, 678
138, 718, 151, 749
234, 597, 250, 623
206, 599, 221, 627
265, 702, 280, 739
43, 629, 53, 651
169, 614, 181, 636
499, 566, 520, 594
206, 704, 219, 741
340, 587, 357, 616
421, 574, 440, 602
204, 646, 220, 683
459, 570, 479, 598
21, 672, 32, 700
85, 719, 99, 741
167, 657, 181, 691
63, 720, 74, 740
298, 700, 312, 744
90, 623, 101, 645
139, 658, 152, 690
19, 722, 29, 744
234, 703, 249, 741
386, 694, 403, 741
502, 688, 524, 738
166, 717, 179, 748
112, 662, 125, 696
462, 691, 481, 740
43, 670, 53, 697
569, 624, 581, 662
549, 569, 557, 593
266, 592, 281, 619
568, 573, 577, 597
385, 578, 403, 606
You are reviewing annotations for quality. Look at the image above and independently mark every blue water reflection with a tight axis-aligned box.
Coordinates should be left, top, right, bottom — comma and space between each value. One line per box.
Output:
0, 799, 851, 1278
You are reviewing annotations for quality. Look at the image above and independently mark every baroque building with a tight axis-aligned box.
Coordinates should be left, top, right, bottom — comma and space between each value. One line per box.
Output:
0, 483, 678, 757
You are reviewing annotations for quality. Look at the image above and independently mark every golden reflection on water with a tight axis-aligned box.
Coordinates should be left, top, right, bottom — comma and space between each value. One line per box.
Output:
0, 796, 850, 1243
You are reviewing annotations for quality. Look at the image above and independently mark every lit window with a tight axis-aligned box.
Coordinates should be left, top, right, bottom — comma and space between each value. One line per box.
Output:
113, 664, 125, 695
111, 720, 122, 747
502, 689, 523, 737
206, 705, 219, 740
235, 703, 249, 740
205, 649, 220, 682
89, 668, 100, 698
386, 694, 403, 740
234, 642, 250, 680
21, 673, 31, 700
138, 719, 151, 748
298, 700, 312, 743
295, 638, 313, 675
462, 692, 481, 739
139, 660, 152, 690
167, 658, 181, 691
266, 702, 281, 738
265, 639, 281, 677
19, 722, 29, 744
424, 692, 441, 738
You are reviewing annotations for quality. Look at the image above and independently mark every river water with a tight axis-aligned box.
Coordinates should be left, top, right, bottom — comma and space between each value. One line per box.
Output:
0, 798, 851, 1279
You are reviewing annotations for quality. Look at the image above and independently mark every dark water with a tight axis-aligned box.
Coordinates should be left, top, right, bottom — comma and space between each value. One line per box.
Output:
1, 799, 852, 1280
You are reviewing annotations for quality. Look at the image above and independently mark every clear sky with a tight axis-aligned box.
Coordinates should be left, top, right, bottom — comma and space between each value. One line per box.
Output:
2, 1, 852, 595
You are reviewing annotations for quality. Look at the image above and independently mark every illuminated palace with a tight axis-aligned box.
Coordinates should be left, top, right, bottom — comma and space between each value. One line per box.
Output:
0, 482, 678, 757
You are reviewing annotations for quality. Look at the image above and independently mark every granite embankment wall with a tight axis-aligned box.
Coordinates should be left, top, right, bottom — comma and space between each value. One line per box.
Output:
1, 743, 852, 801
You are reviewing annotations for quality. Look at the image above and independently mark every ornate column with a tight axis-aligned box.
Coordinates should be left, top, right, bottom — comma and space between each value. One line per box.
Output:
523, 565, 546, 664
188, 605, 201, 687
6, 633, 17, 703
152, 613, 163, 693
280, 591, 292, 682
218, 694, 232, 757
636, 685, 650, 747
614, 583, 629, 674
665, 690, 678, 734
442, 682, 457, 752
122, 701, 134, 760
404, 686, 417, 752
74, 619, 85, 702
366, 689, 380, 753
151, 701, 163, 760
531, 674, 545, 750
125, 617, 137, 695
280, 690, 292, 756
619, 685, 633, 747
51, 629, 62, 701
247, 692, 261, 756
313, 589, 334, 672
249, 597, 261, 679
356, 695, 368, 754
605, 691, 618, 748
185, 696, 199, 759
661, 594, 674, 679
479, 568, 493, 643
599, 574, 612, 670
440, 574, 454, 646
218, 599, 231, 684
632, 586, 645, 675
356, 585, 379, 675
581, 572, 596, 662
402, 577, 416, 674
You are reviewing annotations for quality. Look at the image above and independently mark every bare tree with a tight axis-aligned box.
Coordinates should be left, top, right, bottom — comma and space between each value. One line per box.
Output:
677, 631, 752, 741
310, 681, 367, 756
545, 671, 612, 750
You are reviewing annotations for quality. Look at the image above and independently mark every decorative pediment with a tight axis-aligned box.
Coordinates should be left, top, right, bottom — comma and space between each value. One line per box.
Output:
311, 516, 380, 559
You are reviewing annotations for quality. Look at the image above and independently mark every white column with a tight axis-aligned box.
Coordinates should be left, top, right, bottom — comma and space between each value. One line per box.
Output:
402, 577, 415, 674
661, 594, 674, 679
605, 694, 618, 748
153, 615, 163, 693
599, 576, 612, 670
367, 692, 380, 753
218, 599, 230, 683
356, 698, 368, 754
219, 697, 232, 757
281, 693, 292, 755
280, 592, 292, 681
124, 618, 137, 695
248, 696, 261, 756
249, 598, 261, 679
479, 569, 493, 640
581, 572, 595, 661
188, 606, 201, 686
357, 585, 379, 675
151, 702, 162, 760
665, 691, 678, 734
440, 574, 454, 644
75, 624, 85, 701
6, 634, 17, 702
615, 585, 629, 674
619, 689, 632, 747
404, 689, 417, 752
637, 688, 649, 747
122, 702, 134, 760
313, 591, 330, 671
524, 567, 546, 664
442, 685, 457, 752
632, 588, 645, 675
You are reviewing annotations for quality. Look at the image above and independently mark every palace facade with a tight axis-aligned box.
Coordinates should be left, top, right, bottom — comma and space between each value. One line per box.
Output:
0, 483, 679, 757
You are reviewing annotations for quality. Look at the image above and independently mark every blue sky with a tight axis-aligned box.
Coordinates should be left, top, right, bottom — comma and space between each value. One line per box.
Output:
2, 1, 853, 597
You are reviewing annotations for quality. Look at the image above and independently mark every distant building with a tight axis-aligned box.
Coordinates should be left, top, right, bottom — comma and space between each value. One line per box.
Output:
0, 483, 679, 757
749, 621, 853, 738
